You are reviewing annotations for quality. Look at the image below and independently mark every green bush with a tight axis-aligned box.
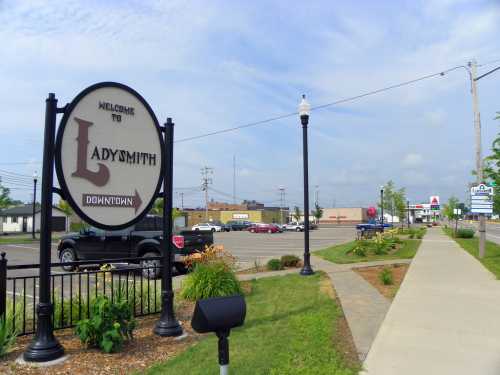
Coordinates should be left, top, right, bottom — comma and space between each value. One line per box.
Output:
374, 242, 388, 255
352, 246, 367, 257
280, 255, 300, 267
456, 228, 475, 238
75, 295, 135, 353
267, 259, 284, 271
379, 268, 393, 285
181, 261, 242, 301
0, 302, 19, 357
416, 232, 423, 239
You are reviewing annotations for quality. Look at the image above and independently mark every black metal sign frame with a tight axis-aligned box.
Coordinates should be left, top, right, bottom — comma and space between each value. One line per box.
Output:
23, 87, 181, 364
54, 81, 165, 231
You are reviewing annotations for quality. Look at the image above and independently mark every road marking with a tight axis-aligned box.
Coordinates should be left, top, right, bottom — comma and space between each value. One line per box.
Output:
4, 244, 39, 250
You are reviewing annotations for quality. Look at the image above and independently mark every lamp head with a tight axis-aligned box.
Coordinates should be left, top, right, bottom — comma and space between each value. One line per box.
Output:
298, 94, 310, 117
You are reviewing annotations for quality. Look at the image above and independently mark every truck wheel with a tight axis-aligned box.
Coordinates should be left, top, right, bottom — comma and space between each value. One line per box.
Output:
60, 248, 77, 272
295, 227, 301, 232
267, 229, 272, 233
141, 252, 161, 279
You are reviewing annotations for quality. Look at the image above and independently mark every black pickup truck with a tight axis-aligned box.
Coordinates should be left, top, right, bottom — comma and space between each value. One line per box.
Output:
57, 215, 213, 278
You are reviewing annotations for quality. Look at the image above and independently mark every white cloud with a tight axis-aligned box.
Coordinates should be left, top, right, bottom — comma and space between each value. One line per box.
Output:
402, 153, 424, 168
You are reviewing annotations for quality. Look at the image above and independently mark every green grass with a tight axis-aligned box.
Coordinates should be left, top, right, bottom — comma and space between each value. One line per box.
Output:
146, 274, 358, 375
314, 239, 422, 264
443, 228, 500, 278
0, 234, 62, 244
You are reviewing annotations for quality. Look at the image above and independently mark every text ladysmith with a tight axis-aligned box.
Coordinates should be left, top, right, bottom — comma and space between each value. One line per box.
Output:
91, 146, 157, 166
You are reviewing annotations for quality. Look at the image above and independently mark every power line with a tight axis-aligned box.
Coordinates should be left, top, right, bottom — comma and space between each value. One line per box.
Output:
174, 64, 476, 143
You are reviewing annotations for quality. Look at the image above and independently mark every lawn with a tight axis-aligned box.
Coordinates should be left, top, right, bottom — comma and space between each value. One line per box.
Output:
146, 274, 359, 375
0, 234, 62, 244
314, 239, 422, 264
443, 228, 500, 279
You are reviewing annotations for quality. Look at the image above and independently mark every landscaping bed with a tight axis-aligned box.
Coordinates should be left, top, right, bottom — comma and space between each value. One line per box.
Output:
0, 300, 199, 375
353, 264, 409, 300
314, 237, 422, 264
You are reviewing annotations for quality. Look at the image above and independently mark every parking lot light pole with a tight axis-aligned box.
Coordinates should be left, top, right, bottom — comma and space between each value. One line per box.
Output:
380, 186, 384, 232
299, 95, 314, 276
32, 171, 38, 239
407, 200, 410, 229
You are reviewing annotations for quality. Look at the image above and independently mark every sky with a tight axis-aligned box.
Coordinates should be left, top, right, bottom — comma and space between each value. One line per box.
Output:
0, 0, 499, 210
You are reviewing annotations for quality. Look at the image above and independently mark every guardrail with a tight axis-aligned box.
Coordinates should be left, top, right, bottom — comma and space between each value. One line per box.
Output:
0, 253, 165, 336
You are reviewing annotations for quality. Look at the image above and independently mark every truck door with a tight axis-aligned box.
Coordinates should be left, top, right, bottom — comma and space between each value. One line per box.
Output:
104, 229, 130, 259
77, 227, 106, 260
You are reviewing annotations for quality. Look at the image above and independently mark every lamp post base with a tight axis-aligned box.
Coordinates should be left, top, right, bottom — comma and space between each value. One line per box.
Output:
153, 319, 183, 337
300, 265, 314, 276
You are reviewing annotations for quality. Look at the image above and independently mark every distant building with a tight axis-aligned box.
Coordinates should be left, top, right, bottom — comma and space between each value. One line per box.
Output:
319, 208, 368, 225
0, 204, 70, 233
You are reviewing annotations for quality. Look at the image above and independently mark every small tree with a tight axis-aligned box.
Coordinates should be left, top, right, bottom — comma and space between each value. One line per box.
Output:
150, 198, 182, 221
58, 200, 74, 216
312, 203, 323, 224
442, 196, 460, 235
292, 206, 301, 222
0, 182, 12, 209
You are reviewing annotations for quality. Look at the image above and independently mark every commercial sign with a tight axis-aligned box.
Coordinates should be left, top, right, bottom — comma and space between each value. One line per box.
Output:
232, 213, 249, 219
470, 183, 494, 214
55, 82, 164, 229
429, 196, 440, 211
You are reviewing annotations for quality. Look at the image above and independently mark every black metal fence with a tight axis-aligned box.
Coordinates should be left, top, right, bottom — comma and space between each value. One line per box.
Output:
0, 252, 164, 336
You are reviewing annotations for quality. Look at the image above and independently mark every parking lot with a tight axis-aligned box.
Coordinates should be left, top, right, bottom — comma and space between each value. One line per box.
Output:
1, 226, 355, 272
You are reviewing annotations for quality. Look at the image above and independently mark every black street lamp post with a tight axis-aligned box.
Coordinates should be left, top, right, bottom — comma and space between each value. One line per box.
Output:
380, 186, 384, 232
32, 171, 38, 239
299, 95, 314, 276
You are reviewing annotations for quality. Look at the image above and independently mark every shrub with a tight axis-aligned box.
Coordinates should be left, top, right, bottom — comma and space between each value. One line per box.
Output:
0, 302, 20, 357
416, 232, 423, 239
379, 268, 393, 285
374, 242, 388, 255
456, 228, 475, 238
181, 261, 242, 301
280, 255, 300, 267
392, 236, 402, 244
352, 245, 367, 257
75, 295, 135, 353
267, 259, 284, 271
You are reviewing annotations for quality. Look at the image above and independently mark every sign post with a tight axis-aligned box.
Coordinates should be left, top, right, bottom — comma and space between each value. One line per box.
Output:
23, 93, 65, 362
154, 118, 182, 336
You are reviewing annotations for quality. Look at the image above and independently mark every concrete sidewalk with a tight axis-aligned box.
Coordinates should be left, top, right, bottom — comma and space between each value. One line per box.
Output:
362, 228, 500, 375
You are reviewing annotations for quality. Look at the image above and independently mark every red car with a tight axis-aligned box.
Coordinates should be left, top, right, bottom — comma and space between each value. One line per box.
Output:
248, 223, 280, 233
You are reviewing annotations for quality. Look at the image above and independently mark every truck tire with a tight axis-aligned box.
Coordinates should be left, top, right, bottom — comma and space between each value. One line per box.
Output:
141, 252, 161, 279
60, 248, 77, 272
267, 229, 272, 233
296, 227, 301, 232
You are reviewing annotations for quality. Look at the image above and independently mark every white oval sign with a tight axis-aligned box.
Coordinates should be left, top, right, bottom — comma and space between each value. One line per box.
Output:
55, 82, 164, 230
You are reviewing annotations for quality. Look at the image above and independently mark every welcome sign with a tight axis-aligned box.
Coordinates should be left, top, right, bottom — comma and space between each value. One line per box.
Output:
55, 82, 164, 230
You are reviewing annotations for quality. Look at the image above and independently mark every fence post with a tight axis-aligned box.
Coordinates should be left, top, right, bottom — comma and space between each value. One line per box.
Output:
0, 252, 7, 319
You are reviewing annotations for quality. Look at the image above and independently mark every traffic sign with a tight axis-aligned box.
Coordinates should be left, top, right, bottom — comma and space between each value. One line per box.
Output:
55, 82, 164, 230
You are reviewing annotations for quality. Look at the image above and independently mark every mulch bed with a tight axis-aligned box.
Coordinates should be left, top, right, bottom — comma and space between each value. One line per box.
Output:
353, 264, 409, 300
0, 300, 200, 375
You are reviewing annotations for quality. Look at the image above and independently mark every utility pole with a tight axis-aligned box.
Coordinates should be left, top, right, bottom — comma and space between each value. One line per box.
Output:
314, 185, 319, 206
470, 60, 486, 258
201, 167, 213, 221
180, 192, 184, 210
279, 186, 285, 225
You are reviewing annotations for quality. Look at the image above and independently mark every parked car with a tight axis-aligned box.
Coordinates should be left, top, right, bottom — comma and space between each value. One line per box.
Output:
226, 220, 252, 231
192, 222, 222, 232
270, 223, 283, 232
283, 222, 305, 232
248, 223, 280, 233
57, 215, 213, 278
211, 220, 231, 232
